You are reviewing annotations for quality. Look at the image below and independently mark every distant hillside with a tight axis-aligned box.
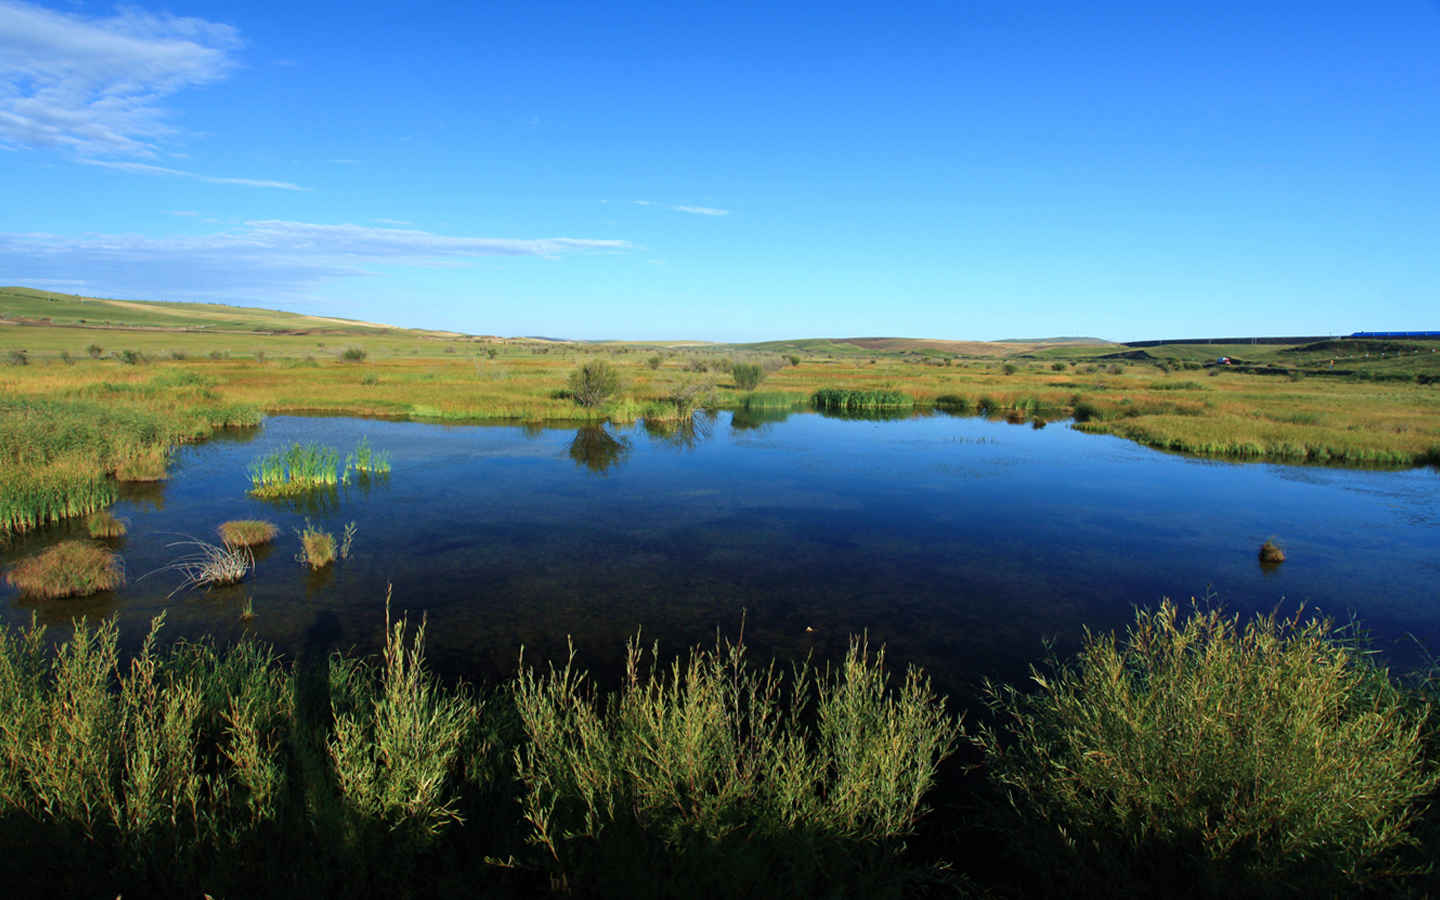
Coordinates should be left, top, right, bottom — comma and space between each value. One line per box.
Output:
0, 286, 463, 338
735, 335, 1116, 358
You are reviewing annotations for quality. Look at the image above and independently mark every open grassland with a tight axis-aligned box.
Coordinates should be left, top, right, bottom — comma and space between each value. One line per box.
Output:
0, 600, 1438, 897
3, 294, 1438, 535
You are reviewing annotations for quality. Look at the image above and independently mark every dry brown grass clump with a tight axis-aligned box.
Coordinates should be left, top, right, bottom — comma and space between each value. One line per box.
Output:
1259, 539, 1286, 564
85, 509, 127, 538
297, 522, 336, 569
218, 519, 279, 548
5, 540, 124, 598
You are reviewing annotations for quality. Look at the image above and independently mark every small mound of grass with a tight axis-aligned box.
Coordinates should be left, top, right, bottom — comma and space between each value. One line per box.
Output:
297, 521, 336, 569
218, 519, 279, 548
5, 540, 125, 599
85, 509, 127, 539
1259, 539, 1286, 563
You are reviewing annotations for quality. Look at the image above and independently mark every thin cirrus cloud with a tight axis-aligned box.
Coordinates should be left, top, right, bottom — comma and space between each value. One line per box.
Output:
633, 200, 729, 216
0, 220, 632, 302
79, 159, 308, 190
0, 0, 240, 156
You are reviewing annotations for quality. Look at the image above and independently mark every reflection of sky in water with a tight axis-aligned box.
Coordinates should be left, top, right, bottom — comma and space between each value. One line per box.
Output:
2, 412, 1437, 699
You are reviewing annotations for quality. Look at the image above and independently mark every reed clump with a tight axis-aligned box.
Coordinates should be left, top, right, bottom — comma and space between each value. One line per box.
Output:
4, 540, 124, 599
513, 633, 960, 896
218, 519, 279, 548
249, 442, 342, 497
811, 388, 914, 411
974, 600, 1439, 896
297, 521, 337, 569
85, 509, 127, 539
345, 436, 391, 476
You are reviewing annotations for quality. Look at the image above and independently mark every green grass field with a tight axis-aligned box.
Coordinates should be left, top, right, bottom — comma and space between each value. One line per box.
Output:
2, 287, 1438, 536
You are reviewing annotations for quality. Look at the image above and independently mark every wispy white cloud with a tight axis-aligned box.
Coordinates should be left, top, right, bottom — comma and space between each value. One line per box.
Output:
0, 221, 632, 302
167, 210, 199, 217
0, 0, 241, 156
373, 217, 412, 226
79, 158, 307, 190
634, 200, 729, 216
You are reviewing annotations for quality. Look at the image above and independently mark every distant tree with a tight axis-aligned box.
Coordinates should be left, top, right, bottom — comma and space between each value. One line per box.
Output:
340, 346, 368, 362
786, 354, 801, 367
86, 343, 103, 358
567, 360, 622, 407
647, 355, 663, 370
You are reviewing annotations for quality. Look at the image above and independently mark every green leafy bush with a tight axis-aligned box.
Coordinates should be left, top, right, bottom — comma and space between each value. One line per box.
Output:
513, 634, 959, 896
974, 600, 1440, 896
566, 360, 621, 407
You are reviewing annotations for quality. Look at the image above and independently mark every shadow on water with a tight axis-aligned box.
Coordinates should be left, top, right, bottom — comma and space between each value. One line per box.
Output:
117, 478, 168, 511
729, 407, 796, 431
569, 425, 631, 474
643, 414, 713, 450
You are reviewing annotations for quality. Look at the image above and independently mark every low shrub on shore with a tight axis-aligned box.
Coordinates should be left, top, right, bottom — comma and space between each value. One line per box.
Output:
974, 600, 1439, 896
513, 633, 960, 896
4, 540, 124, 599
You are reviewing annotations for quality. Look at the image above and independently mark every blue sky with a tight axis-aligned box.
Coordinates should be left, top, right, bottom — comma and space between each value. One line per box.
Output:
2, 1, 1437, 341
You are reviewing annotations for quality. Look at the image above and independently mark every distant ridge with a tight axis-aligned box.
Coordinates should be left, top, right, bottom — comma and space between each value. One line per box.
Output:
995, 336, 1111, 344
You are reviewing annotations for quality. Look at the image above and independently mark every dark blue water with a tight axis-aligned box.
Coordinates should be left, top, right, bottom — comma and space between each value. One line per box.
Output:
3, 412, 1437, 696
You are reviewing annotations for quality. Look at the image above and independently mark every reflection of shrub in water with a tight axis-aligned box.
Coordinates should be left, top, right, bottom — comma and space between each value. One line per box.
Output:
568, 426, 630, 474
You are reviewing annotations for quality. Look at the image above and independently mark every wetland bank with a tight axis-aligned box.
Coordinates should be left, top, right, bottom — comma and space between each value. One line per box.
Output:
2, 297, 1440, 896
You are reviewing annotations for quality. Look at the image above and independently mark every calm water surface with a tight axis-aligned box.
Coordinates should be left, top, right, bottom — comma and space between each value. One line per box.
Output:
3, 412, 1437, 696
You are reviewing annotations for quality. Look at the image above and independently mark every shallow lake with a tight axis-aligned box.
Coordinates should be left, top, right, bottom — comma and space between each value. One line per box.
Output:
3, 411, 1438, 696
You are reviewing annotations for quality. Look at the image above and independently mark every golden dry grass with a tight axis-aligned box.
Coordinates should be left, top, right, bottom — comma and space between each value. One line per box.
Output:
218, 519, 279, 548
4, 539, 124, 598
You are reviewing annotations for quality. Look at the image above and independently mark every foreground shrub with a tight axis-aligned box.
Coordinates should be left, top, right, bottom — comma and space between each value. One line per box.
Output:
566, 360, 621, 408
975, 600, 1439, 896
329, 601, 481, 837
218, 519, 279, 548
513, 634, 960, 896
5, 540, 124, 598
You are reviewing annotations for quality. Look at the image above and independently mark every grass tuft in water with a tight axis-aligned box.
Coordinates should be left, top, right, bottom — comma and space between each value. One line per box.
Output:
85, 509, 127, 539
157, 539, 254, 595
4, 540, 124, 599
296, 520, 337, 569
218, 519, 279, 548
248, 442, 343, 497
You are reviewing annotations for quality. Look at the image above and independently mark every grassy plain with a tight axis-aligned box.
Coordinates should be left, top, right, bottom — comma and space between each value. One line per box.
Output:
2, 287, 1439, 536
